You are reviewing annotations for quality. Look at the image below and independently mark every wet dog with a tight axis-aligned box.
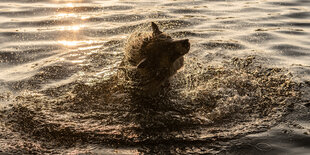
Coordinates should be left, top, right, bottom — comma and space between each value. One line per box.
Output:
119, 22, 190, 96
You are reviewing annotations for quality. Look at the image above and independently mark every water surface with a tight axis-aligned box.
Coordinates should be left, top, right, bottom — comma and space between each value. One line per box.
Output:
0, 0, 310, 154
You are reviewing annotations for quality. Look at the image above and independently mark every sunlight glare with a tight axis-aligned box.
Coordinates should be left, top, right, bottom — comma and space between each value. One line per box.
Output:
58, 40, 94, 47
66, 3, 74, 7
56, 13, 78, 18
81, 16, 90, 20
59, 25, 85, 31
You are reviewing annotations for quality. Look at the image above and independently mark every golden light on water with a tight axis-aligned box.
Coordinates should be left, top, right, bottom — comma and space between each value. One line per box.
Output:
53, 0, 83, 3
56, 13, 78, 18
71, 60, 85, 63
59, 24, 85, 31
66, 3, 74, 7
54, 1, 95, 48
81, 16, 90, 20
80, 45, 102, 51
55, 13, 90, 20
58, 40, 94, 46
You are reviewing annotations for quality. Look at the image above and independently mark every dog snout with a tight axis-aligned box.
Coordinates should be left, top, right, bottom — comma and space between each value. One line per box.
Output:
181, 39, 190, 50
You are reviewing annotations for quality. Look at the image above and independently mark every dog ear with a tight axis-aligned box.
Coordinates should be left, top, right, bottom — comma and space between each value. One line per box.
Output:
137, 58, 148, 68
151, 22, 162, 36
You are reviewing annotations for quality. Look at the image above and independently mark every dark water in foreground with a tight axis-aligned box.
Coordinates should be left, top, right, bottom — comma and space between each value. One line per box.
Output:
0, 0, 310, 154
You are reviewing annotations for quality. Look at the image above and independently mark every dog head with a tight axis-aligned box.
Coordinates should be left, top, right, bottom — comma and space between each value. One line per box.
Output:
136, 22, 190, 71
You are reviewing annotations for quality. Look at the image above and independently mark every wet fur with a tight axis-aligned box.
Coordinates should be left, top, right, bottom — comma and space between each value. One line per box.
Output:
118, 22, 190, 96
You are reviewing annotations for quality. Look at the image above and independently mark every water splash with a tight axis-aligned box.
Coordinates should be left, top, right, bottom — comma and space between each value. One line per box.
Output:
0, 56, 300, 154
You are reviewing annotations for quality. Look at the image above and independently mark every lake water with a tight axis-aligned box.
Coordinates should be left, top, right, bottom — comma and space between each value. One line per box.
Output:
0, 0, 310, 154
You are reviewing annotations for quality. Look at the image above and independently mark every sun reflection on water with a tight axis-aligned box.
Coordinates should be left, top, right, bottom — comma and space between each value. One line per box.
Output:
58, 40, 94, 46
65, 3, 74, 7
53, 1, 98, 50
59, 25, 85, 31
56, 13, 78, 18
81, 16, 90, 20
55, 12, 90, 21
53, 0, 83, 3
